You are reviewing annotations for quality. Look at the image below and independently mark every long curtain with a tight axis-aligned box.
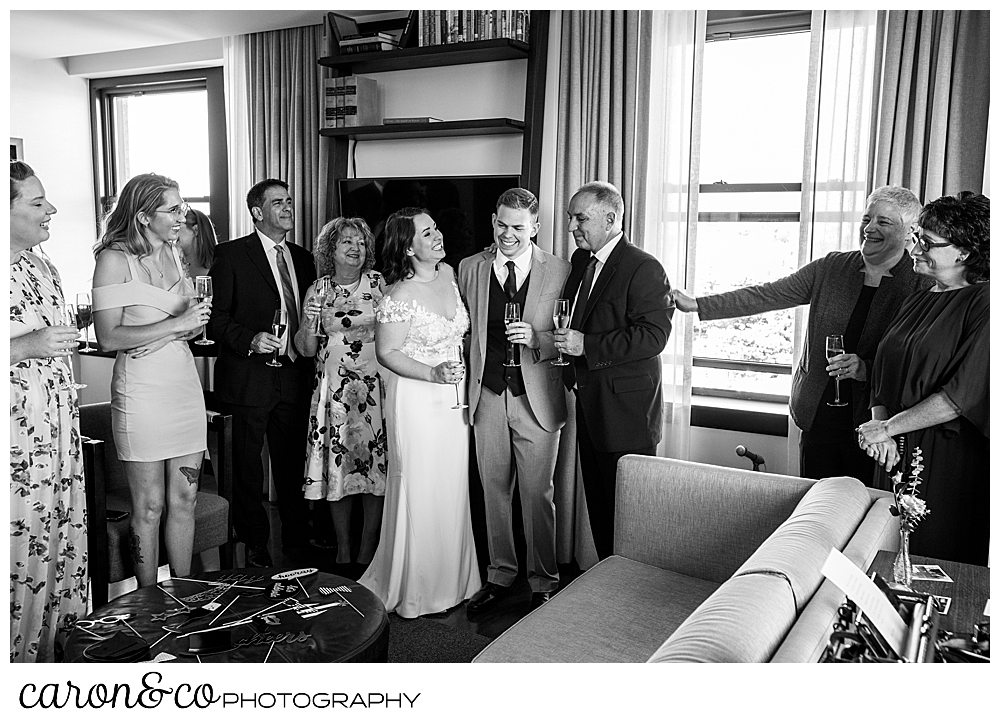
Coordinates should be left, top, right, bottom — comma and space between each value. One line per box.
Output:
247, 25, 329, 251
870, 10, 990, 201
641, 11, 704, 463
223, 34, 253, 240
791, 9, 880, 473
550, 10, 651, 571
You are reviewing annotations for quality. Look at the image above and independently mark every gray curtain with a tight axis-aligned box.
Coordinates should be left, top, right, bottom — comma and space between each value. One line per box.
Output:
248, 25, 330, 251
553, 10, 652, 257
551, 10, 654, 571
870, 10, 990, 201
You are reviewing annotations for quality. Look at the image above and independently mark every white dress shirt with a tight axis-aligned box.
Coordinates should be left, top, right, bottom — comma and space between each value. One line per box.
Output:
493, 242, 533, 292
573, 231, 623, 315
256, 229, 301, 357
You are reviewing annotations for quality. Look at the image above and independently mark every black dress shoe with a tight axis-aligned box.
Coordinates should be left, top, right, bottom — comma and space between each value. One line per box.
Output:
529, 591, 553, 611
466, 582, 512, 613
246, 546, 273, 568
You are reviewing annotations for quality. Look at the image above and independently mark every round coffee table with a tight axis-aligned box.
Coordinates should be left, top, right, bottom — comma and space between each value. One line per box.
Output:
64, 567, 388, 663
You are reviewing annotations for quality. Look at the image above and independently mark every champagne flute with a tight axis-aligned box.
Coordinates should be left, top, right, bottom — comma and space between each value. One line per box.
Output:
193, 276, 214, 345
267, 308, 287, 368
503, 302, 521, 368
826, 334, 848, 407
59, 304, 86, 390
312, 277, 330, 336
75, 293, 93, 353
449, 345, 468, 410
551, 298, 571, 366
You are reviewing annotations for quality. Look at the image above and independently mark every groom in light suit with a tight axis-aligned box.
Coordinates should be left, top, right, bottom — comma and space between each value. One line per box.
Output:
458, 188, 571, 612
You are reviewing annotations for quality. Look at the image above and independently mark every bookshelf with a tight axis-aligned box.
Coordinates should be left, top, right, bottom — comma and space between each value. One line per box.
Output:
319, 11, 549, 216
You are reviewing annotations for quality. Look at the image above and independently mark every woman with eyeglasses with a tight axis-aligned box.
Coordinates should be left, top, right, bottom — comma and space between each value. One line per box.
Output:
10, 160, 89, 662
176, 208, 219, 279
92, 173, 213, 587
858, 192, 990, 566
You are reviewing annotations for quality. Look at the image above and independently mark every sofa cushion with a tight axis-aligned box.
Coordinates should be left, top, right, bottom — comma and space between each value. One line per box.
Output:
733, 476, 871, 612
771, 493, 898, 663
647, 573, 797, 663
473, 556, 720, 663
615, 456, 816, 583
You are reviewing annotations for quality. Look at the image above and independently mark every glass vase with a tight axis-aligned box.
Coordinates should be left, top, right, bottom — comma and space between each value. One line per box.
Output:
893, 528, 912, 588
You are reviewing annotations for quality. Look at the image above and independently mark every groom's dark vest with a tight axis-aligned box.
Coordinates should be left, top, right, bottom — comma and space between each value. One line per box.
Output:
482, 270, 529, 397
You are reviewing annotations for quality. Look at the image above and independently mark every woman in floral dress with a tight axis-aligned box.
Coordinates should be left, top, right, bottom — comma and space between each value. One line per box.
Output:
9, 160, 89, 662
295, 218, 386, 574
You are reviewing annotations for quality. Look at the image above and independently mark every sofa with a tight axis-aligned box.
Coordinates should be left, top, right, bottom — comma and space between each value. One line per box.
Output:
473, 456, 899, 663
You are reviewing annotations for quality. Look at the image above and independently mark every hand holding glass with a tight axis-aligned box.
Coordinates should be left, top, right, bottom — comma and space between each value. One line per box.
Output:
59, 304, 86, 389
267, 309, 287, 368
193, 276, 214, 345
449, 345, 468, 410
75, 293, 93, 352
826, 334, 848, 407
503, 302, 521, 367
551, 298, 571, 366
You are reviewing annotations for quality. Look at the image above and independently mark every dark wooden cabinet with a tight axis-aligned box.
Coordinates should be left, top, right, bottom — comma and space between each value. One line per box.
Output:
319, 10, 550, 215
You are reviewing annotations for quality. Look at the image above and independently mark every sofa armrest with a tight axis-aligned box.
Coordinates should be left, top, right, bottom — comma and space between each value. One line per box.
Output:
614, 456, 817, 583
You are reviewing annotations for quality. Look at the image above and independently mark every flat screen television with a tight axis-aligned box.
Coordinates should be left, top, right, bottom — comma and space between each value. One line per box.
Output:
338, 175, 520, 270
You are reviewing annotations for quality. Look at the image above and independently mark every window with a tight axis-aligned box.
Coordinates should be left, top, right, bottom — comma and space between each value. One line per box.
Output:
692, 28, 811, 404
90, 68, 229, 241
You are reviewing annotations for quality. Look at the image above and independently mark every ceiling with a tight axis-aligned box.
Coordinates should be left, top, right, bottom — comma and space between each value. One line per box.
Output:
9, 9, 399, 61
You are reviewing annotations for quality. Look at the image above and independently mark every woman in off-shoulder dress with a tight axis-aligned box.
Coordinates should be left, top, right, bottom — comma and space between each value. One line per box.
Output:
357, 207, 481, 618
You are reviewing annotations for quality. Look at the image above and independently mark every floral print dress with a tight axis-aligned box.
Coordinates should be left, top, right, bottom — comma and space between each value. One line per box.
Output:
303, 271, 387, 501
9, 250, 89, 662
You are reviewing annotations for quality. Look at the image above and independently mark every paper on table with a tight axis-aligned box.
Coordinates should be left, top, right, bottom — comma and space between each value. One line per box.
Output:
820, 548, 908, 657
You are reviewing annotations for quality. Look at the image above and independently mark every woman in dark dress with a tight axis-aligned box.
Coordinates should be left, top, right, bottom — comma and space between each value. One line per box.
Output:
858, 192, 989, 566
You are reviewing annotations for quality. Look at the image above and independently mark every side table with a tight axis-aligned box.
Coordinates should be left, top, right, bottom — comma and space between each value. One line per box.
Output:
64, 567, 388, 663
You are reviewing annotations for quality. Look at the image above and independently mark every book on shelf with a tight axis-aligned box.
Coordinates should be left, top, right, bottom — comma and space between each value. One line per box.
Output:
382, 117, 443, 125
340, 32, 397, 45
341, 41, 398, 54
323, 75, 379, 129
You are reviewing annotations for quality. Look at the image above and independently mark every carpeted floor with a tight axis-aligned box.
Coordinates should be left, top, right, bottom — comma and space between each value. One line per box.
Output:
387, 614, 492, 663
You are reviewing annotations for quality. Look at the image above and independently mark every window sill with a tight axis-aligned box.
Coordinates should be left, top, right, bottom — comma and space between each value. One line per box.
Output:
691, 394, 789, 437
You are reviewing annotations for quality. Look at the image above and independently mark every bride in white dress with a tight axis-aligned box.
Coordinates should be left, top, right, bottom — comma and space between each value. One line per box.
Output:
358, 207, 481, 618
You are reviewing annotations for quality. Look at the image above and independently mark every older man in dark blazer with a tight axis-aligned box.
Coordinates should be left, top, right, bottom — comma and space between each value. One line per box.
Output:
208, 179, 316, 567
553, 181, 673, 560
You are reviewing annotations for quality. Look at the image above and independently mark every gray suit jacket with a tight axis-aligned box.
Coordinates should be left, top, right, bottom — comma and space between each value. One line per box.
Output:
458, 244, 571, 432
698, 250, 932, 430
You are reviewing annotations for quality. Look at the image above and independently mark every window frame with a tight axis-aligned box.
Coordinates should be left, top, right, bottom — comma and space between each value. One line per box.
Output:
89, 67, 230, 243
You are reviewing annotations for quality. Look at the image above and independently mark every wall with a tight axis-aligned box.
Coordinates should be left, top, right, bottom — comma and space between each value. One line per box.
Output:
10, 55, 97, 305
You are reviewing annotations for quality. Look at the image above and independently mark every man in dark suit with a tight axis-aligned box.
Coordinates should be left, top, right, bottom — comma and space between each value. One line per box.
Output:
553, 181, 672, 560
458, 188, 571, 613
207, 179, 317, 567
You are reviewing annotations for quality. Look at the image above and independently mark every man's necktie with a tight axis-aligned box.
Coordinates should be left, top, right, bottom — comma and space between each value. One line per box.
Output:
570, 256, 597, 330
504, 260, 518, 299
274, 244, 298, 359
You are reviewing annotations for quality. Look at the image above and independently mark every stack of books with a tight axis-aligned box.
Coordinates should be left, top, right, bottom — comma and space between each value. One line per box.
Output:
323, 76, 379, 129
417, 10, 531, 46
340, 32, 398, 54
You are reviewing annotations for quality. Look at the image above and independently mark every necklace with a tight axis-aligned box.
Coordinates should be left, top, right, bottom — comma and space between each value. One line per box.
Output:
412, 268, 439, 284
143, 258, 165, 279
334, 276, 362, 295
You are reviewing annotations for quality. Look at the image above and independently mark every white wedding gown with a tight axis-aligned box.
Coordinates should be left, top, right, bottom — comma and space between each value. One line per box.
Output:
358, 281, 481, 618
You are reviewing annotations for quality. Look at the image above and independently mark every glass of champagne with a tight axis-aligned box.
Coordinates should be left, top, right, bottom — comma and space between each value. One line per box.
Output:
826, 334, 848, 407
267, 308, 287, 368
449, 345, 468, 410
551, 298, 571, 366
193, 276, 214, 345
75, 293, 93, 352
503, 302, 521, 367
59, 304, 86, 390
312, 277, 330, 336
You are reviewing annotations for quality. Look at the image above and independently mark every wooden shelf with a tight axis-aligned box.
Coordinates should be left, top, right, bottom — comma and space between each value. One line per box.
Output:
318, 38, 529, 74
320, 117, 524, 141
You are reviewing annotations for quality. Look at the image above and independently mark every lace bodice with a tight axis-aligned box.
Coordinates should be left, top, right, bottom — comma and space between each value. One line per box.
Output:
376, 280, 469, 360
